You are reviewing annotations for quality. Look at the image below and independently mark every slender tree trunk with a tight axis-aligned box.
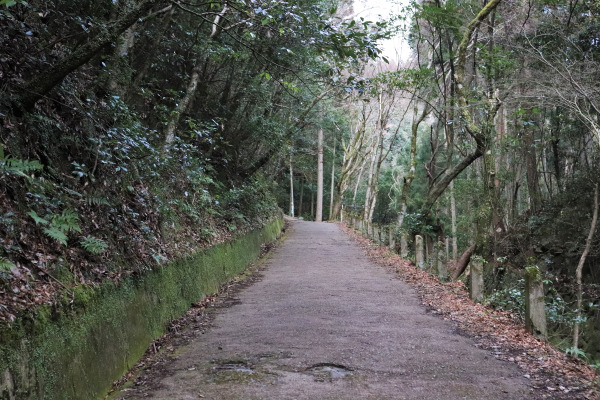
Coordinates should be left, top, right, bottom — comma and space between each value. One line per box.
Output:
316, 128, 324, 222
331, 117, 369, 220
164, 65, 201, 146
353, 160, 366, 207
131, 6, 174, 89
107, 20, 137, 95
573, 182, 599, 349
524, 125, 542, 213
329, 139, 336, 220
311, 190, 315, 220
368, 127, 389, 222
398, 103, 429, 229
363, 134, 379, 222
450, 180, 458, 260
289, 153, 295, 217
163, 5, 228, 148
299, 178, 304, 217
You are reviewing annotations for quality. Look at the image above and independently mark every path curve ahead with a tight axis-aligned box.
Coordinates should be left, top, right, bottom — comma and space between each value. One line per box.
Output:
117, 221, 534, 399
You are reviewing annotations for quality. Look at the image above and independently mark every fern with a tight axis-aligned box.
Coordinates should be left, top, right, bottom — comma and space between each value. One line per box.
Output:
27, 210, 49, 225
0, 257, 15, 271
0, 145, 42, 178
52, 209, 81, 233
86, 195, 111, 207
28, 209, 81, 244
80, 236, 108, 254
43, 227, 68, 245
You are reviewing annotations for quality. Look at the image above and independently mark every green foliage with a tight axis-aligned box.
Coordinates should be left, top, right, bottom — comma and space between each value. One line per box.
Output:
49, 210, 81, 234
80, 236, 108, 254
0, 257, 15, 272
546, 291, 579, 327
42, 227, 68, 246
485, 280, 525, 315
476, 44, 517, 78
0, 0, 390, 337
401, 212, 437, 237
27, 210, 48, 226
0, 145, 42, 178
85, 194, 112, 207
0, 0, 27, 8
565, 347, 587, 360
28, 210, 81, 245
524, 265, 542, 281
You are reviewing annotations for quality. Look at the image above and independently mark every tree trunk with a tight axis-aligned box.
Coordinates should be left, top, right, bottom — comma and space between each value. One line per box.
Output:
397, 103, 429, 229
573, 182, 599, 349
353, 159, 366, 207
331, 115, 370, 220
107, 20, 137, 95
450, 180, 458, 260
164, 65, 201, 146
452, 243, 476, 280
316, 128, 324, 222
524, 123, 542, 213
163, 5, 228, 148
17, 0, 169, 111
363, 133, 379, 222
311, 190, 315, 220
422, 0, 502, 214
299, 178, 304, 217
131, 6, 174, 89
289, 152, 295, 217
329, 139, 336, 220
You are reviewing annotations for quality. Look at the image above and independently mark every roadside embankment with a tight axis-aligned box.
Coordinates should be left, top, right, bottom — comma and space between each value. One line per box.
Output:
0, 217, 283, 400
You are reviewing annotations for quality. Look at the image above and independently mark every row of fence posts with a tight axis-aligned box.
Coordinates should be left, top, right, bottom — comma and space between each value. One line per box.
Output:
343, 213, 547, 339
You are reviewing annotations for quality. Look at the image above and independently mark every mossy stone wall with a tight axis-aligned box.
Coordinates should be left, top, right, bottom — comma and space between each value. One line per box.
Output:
0, 217, 283, 400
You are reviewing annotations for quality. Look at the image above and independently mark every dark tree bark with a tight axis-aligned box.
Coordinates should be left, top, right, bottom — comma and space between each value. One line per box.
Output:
451, 243, 477, 280
16, 0, 169, 111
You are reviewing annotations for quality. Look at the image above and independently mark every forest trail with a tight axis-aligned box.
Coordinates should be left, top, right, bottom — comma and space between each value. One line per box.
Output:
113, 220, 535, 400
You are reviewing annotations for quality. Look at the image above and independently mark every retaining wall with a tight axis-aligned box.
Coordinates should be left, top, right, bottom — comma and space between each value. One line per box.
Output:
0, 217, 283, 399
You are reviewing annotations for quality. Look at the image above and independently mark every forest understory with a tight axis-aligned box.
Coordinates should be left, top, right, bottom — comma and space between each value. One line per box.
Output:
1, 0, 600, 390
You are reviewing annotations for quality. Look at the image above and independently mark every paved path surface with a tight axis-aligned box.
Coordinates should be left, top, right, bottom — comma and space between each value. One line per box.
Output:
116, 221, 533, 399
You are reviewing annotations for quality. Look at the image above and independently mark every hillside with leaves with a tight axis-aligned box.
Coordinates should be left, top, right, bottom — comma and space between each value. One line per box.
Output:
0, 0, 388, 322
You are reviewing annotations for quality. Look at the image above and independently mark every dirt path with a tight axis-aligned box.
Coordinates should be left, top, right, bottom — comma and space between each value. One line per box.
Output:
113, 221, 536, 399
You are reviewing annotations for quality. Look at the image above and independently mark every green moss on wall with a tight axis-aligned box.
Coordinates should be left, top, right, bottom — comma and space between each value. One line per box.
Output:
0, 217, 283, 400
524, 265, 542, 282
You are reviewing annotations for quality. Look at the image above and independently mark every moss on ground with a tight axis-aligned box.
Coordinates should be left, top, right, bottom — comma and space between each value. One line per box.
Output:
0, 217, 283, 400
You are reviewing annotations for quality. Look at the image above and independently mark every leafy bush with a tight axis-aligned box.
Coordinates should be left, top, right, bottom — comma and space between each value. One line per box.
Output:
484, 279, 525, 317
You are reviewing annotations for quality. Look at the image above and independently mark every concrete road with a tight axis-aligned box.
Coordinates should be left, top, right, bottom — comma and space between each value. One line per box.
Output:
115, 221, 534, 399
